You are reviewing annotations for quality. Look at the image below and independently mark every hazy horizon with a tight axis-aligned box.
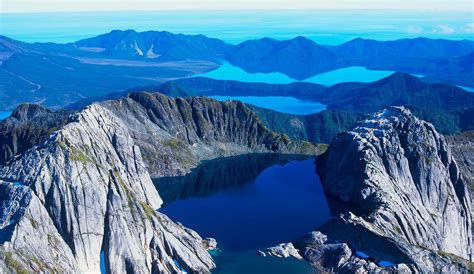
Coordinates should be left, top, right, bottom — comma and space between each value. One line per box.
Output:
2, 9, 473, 45
3, 0, 473, 13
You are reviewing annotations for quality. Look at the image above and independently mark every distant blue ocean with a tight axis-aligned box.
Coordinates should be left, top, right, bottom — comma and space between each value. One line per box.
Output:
2, 10, 473, 45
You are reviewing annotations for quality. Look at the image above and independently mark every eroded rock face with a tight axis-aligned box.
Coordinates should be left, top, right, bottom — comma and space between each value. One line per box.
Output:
0, 104, 212, 273
0, 93, 320, 273
315, 106, 472, 271
448, 131, 474, 220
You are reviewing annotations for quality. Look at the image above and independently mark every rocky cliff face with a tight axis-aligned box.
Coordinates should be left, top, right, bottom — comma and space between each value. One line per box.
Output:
448, 131, 474, 196
314, 106, 472, 271
0, 93, 320, 273
448, 131, 474, 231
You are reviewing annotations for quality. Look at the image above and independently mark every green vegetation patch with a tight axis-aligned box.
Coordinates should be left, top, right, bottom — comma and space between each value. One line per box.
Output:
4, 252, 28, 274
29, 218, 39, 229
437, 250, 474, 271
163, 138, 184, 149
58, 139, 95, 165
69, 147, 92, 164
139, 201, 157, 220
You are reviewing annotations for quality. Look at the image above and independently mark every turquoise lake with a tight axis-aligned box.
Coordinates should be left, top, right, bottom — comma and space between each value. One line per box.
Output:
156, 154, 331, 273
460, 86, 474, 92
0, 111, 12, 120
209, 96, 326, 115
198, 63, 395, 86
199, 64, 395, 115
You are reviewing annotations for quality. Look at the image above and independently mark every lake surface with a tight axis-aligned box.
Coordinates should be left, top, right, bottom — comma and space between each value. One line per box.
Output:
209, 96, 326, 115
304, 66, 395, 86
198, 64, 400, 115
198, 63, 395, 86
156, 154, 331, 273
459, 86, 474, 92
0, 111, 12, 120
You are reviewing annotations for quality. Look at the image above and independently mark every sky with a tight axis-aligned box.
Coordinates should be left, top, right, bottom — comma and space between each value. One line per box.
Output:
2, 0, 474, 13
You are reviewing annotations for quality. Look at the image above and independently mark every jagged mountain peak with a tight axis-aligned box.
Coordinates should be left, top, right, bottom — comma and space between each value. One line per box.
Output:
316, 106, 472, 271
353, 105, 412, 131
11, 103, 51, 122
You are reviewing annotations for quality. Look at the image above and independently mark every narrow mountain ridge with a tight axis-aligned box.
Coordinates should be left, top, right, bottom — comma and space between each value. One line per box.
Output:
101, 92, 321, 177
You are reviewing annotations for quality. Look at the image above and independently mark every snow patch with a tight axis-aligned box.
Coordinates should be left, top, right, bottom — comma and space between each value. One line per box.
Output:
132, 40, 143, 56
146, 44, 160, 58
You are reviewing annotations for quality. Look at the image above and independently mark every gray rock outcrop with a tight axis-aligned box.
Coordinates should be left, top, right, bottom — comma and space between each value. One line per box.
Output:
260, 107, 473, 272
448, 130, 474, 220
314, 106, 472, 271
258, 243, 303, 260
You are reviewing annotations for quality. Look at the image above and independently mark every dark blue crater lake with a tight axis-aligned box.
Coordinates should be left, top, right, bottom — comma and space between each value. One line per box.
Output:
155, 154, 331, 273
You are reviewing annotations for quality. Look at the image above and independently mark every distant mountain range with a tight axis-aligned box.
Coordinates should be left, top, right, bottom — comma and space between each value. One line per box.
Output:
228, 36, 474, 84
69, 72, 474, 143
0, 31, 223, 109
168, 73, 474, 138
167, 73, 474, 112
0, 30, 473, 109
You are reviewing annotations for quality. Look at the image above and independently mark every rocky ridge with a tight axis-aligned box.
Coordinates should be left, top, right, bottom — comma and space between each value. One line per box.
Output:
318, 106, 472, 271
261, 106, 473, 272
0, 93, 320, 273
101, 92, 320, 177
